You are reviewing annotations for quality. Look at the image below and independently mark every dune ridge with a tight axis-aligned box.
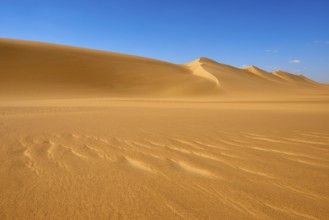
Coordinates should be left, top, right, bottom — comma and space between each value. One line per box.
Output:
0, 38, 327, 99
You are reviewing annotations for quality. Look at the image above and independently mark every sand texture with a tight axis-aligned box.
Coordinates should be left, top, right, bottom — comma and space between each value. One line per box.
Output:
0, 39, 329, 219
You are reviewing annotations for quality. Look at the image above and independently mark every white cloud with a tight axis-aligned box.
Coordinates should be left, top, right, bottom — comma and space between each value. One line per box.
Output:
266, 49, 279, 53
289, 60, 301, 64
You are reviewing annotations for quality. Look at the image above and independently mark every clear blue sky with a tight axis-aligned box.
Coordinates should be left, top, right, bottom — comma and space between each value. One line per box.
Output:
1, 0, 329, 82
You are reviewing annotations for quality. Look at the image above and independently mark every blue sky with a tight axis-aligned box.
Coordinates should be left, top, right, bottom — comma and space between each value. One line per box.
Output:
1, 0, 329, 82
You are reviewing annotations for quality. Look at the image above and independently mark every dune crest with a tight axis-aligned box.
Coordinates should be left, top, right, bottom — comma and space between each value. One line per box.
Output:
243, 66, 282, 82
185, 57, 221, 86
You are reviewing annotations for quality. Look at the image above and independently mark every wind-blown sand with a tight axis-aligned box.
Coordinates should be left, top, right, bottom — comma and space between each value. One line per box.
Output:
0, 39, 329, 219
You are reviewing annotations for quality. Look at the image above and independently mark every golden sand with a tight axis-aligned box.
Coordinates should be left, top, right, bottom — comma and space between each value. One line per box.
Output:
0, 39, 328, 219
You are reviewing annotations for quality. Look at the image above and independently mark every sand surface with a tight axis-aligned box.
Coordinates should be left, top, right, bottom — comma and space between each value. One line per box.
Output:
0, 99, 328, 219
1, 39, 329, 219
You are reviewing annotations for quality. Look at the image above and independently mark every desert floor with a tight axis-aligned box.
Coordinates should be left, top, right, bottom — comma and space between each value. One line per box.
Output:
0, 99, 328, 219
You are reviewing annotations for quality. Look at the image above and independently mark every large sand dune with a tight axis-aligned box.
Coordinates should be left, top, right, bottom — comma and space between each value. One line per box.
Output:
0, 39, 329, 219
1, 38, 327, 99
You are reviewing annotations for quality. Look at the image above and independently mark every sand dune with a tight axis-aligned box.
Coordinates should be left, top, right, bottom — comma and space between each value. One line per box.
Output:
1, 38, 327, 99
0, 38, 218, 98
1, 39, 329, 219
